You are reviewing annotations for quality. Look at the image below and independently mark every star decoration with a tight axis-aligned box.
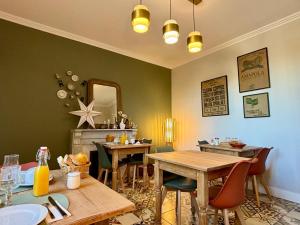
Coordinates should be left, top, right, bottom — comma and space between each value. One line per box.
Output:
69, 98, 101, 128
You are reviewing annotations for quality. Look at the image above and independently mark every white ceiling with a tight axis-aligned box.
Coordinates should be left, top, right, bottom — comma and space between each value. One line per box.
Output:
0, 0, 300, 68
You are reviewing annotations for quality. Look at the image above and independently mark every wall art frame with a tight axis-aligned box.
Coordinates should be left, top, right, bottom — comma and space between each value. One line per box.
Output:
243, 92, 270, 118
201, 75, 229, 117
237, 47, 271, 93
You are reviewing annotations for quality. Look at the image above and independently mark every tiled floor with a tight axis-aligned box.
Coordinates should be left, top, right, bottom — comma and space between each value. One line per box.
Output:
110, 181, 300, 225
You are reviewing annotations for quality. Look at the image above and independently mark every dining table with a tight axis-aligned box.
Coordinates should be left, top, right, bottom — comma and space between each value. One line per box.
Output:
16, 170, 135, 225
104, 143, 152, 191
147, 150, 249, 225
198, 143, 261, 157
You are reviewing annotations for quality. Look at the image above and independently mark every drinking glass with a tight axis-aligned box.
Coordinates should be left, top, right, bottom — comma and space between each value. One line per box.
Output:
0, 189, 7, 208
3, 154, 19, 167
0, 170, 14, 206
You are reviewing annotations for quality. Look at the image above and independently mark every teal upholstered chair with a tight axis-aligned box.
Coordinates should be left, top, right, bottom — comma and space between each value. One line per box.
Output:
127, 138, 152, 189
93, 142, 126, 190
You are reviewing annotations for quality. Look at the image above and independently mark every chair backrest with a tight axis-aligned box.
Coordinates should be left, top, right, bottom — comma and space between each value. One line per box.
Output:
156, 146, 174, 153
142, 139, 152, 144
93, 142, 112, 169
198, 140, 209, 145
210, 159, 256, 209
248, 147, 272, 175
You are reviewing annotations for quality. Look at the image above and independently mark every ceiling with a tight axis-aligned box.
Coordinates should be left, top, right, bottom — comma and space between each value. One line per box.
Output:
0, 0, 300, 68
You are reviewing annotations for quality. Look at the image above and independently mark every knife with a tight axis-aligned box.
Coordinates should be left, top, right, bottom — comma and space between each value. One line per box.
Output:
48, 196, 67, 216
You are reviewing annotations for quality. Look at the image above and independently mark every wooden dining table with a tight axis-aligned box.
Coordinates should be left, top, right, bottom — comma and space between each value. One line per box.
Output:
198, 144, 261, 157
104, 143, 152, 191
147, 151, 249, 225
19, 170, 135, 225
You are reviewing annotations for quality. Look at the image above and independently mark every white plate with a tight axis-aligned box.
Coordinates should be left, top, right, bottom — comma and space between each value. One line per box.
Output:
0, 204, 48, 225
57, 90, 67, 99
71, 75, 79, 82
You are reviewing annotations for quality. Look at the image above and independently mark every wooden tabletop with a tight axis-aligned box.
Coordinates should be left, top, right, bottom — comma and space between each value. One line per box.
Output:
198, 144, 261, 152
48, 170, 135, 225
104, 143, 152, 149
147, 150, 249, 172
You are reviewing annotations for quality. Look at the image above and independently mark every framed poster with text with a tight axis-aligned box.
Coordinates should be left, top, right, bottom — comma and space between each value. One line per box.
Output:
237, 48, 270, 93
243, 92, 270, 118
201, 75, 229, 117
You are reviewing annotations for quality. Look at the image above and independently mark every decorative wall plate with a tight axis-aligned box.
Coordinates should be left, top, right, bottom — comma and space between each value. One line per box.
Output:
67, 83, 75, 90
57, 90, 67, 99
75, 91, 80, 96
71, 75, 79, 82
66, 70, 73, 76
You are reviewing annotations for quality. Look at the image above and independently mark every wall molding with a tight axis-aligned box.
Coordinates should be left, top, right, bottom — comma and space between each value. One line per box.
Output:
0, 10, 299, 69
0, 10, 167, 68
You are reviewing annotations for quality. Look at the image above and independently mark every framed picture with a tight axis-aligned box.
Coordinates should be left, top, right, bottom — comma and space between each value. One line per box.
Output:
201, 75, 229, 117
237, 48, 270, 93
243, 93, 270, 118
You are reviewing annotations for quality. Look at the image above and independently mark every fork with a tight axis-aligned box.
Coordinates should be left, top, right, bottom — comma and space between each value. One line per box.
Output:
43, 203, 55, 219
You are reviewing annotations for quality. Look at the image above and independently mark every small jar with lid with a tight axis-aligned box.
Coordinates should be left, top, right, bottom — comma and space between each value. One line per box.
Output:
66, 172, 80, 189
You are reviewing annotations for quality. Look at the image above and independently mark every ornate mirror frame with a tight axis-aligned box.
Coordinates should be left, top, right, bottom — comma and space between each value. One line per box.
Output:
87, 79, 122, 115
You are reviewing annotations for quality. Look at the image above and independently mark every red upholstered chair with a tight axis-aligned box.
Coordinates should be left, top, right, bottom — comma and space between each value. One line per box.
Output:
247, 147, 273, 207
209, 159, 256, 225
21, 162, 38, 171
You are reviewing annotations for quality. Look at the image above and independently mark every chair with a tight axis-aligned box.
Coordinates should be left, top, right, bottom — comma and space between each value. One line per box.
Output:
209, 159, 256, 225
247, 147, 273, 207
127, 138, 152, 189
163, 177, 197, 225
93, 142, 126, 191
198, 140, 209, 151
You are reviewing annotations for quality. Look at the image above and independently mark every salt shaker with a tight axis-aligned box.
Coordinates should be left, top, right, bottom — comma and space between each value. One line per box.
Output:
67, 172, 80, 189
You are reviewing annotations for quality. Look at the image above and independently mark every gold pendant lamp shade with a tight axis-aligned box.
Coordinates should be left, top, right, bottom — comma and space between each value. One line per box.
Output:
187, 31, 203, 53
163, 19, 179, 44
131, 4, 150, 33
187, 0, 203, 53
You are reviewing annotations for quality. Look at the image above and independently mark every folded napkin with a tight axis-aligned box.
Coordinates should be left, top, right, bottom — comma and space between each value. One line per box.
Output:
45, 200, 71, 224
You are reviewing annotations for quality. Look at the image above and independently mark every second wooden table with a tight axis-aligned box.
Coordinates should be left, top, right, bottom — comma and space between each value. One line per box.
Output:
104, 143, 152, 191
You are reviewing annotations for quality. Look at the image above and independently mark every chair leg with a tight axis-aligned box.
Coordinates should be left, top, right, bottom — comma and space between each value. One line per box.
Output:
132, 165, 137, 189
161, 186, 167, 204
252, 175, 261, 207
190, 192, 199, 217
223, 209, 230, 225
117, 168, 125, 192
259, 175, 273, 201
104, 169, 109, 186
235, 207, 246, 225
176, 190, 181, 225
213, 208, 218, 225
98, 168, 104, 181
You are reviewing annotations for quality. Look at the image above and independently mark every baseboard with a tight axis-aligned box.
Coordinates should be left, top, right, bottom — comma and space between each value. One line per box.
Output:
268, 186, 300, 203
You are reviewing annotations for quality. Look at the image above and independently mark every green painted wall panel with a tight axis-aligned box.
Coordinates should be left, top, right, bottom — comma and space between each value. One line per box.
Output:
0, 19, 171, 168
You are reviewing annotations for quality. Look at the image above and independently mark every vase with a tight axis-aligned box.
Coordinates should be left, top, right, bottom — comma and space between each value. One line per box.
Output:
119, 119, 126, 130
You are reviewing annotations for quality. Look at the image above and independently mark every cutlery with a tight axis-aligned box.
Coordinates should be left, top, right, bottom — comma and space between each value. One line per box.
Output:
42, 203, 55, 219
48, 196, 67, 217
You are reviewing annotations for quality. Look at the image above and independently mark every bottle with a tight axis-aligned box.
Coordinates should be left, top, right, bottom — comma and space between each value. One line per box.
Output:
33, 147, 50, 196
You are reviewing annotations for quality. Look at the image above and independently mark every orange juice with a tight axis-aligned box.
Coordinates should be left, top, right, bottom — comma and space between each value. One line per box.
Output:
33, 146, 50, 196
33, 165, 49, 196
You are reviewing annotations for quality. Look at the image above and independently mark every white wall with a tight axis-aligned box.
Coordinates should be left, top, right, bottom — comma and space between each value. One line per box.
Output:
172, 19, 300, 202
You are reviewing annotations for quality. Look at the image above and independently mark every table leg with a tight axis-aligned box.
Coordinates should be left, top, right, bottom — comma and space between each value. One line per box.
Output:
143, 147, 149, 187
112, 150, 119, 191
197, 171, 208, 225
154, 161, 163, 224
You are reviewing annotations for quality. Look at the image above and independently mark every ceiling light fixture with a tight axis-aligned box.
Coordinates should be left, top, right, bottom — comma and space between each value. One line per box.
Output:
162, 0, 179, 45
131, 0, 150, 34
187, 0, 203, 53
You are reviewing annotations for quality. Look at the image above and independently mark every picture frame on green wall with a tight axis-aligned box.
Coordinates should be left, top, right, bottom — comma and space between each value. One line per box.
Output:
243, 92, 270, 118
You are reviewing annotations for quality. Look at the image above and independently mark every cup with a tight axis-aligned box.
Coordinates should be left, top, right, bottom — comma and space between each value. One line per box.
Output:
0, 190, 7, 208
3, 154, 19, 167
67, 172, 80, 189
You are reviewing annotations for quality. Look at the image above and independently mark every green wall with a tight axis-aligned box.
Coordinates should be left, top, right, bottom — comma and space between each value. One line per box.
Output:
0, 19, 171, 168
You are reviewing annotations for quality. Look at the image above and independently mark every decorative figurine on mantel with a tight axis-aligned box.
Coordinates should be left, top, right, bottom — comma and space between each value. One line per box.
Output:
69, 98, 101, 128
118, 111, 127, 129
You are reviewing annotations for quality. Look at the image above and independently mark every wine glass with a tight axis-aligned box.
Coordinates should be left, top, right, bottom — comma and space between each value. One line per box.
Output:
3, 154, 19, 167
0, 168, 14, 206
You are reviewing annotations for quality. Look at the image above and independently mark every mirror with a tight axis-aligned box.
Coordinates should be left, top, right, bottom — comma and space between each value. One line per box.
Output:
88, 79, 121, 126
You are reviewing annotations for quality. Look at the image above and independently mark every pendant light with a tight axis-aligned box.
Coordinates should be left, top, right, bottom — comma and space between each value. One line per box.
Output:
187, 0, 203, 53
131, 0, 150, 33
162, 0, 179, 44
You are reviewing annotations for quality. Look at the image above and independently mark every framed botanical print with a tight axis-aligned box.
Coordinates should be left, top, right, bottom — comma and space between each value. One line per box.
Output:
237, 48, 271, 93
243, 93, 270, 118
201, 75, 229, 117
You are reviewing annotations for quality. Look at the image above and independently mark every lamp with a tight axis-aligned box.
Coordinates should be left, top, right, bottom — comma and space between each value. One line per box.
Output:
162, 0, 179, 44
187, 0, 203, 53
165, 118, 175, 143
131, 1, 150, 34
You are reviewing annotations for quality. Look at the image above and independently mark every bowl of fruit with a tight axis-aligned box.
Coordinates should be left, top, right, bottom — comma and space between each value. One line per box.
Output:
229, 141, 246, 149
